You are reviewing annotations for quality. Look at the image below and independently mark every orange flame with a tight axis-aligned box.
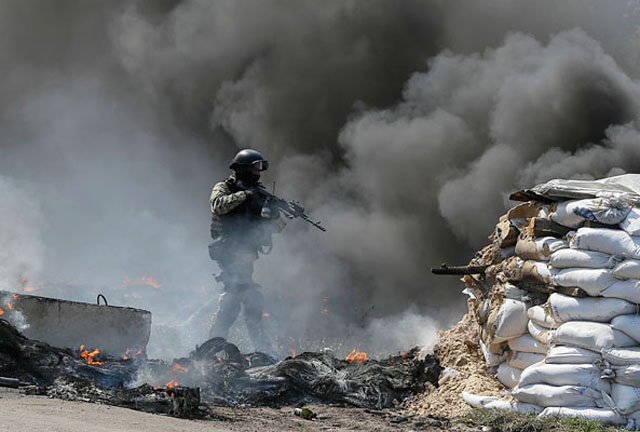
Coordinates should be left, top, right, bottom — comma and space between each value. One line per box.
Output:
216, 356, 223, 363
166, 379, 179, 388
262, 312, 270, 318
123, 275, 160, 289
290, 348, 296, 358
80, 345, 103, 365
401, 351, 408, 358
321, 308, 328, 315
6, 302, 12, 310
168, 362, 188, 374
12, 294, 18, 301
123, 348, 143, 361
345, 349, 368, 363
0, 308, 4, 316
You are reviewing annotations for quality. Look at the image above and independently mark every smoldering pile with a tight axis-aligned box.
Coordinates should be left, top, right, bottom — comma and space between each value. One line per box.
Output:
455, 174, 640, 428
0, 318, 440, 417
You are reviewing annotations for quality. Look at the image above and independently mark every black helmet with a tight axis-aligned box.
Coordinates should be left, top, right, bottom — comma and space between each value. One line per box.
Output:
229, 149, 269, 171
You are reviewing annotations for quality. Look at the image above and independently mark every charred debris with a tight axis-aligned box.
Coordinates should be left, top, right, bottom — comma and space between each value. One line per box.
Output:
0, 318, 440, 418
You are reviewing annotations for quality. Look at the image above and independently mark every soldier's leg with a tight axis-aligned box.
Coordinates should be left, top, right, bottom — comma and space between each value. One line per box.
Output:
242, 283, 274, 354
208, 288, 241, 339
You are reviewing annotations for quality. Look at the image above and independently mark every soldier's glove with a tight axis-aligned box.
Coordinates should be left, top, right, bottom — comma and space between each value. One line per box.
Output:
243, 190, 254, 201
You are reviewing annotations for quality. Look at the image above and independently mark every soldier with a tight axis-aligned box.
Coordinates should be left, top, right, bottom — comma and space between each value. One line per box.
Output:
207, 149, 284, 354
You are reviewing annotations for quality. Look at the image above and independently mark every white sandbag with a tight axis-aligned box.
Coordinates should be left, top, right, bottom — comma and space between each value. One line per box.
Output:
508, 334, 549, 354
602, 347, 640, 366
512, 384, 602, 407
545, 346, 600, 364
538, 407, 626, 425
551, 268, 616, 296
551, 198, 631, 228
507, 351, 545, 370
497, 362, 522, 388
612, 364, 640, 387
504, 283, 528, 300
601, 280, 640, 304
549, 248, 617, 269
528, 320, 553, 346
613, 259, 640, 279
548, 292, 636, 323
484, 400, 542, 414
493, 299, 530, 342
611, 314, 640, 343
527, 306, 555, 328
461, 391, 498, 408
551, 321, 636, 351
479, 340, 507, 367
571, 227, 640, 259
518, 363, 611, 393
461, 392, 543, 414
620, 207, 640, 236
611, 383, 640, 415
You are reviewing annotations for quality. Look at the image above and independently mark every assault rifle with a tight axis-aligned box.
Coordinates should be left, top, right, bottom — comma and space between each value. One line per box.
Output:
236, 183, 327, 232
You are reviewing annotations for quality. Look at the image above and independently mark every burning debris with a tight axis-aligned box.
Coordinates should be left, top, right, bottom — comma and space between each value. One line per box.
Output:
0, 311, 439, 418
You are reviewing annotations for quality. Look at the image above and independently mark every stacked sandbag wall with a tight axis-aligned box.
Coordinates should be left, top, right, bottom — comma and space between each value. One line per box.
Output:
464, 196, 640, 427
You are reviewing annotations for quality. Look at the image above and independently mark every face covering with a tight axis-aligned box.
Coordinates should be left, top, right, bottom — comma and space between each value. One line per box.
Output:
235, 170, 261, 186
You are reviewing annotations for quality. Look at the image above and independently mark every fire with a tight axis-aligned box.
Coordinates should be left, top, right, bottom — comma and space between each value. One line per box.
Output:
123, 275, 160, 289
401, 351, 408, 358
345, 349, 368, 363
262, 312, 270, 318
216, 356, 223, 363
123, 348, 144, 360
290, 348, 296, 358
320, 308, 328, 315
166, 379, 179, 388
6, 302, 12, 310
12, 294, 18, 301
0, 308, 4, 316
79, 345, 104, 365
169, 362, 188, 374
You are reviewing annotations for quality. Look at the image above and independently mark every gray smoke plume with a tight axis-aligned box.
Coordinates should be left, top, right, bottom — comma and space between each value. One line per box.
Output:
3, 0, 640, 358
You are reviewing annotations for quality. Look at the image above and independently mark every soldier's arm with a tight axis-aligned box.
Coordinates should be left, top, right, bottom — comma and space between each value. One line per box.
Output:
209, 182, 248, 216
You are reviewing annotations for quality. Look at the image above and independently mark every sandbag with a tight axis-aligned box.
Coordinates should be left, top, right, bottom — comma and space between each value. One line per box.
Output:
508, 334, 549, 354
551, 321, 636, 351
611, 383, 640, 415
527, 305, 556, 328
612, 364, 640, 387
545, 346, 600, 365
551, 198, 631, 228
611, 314, 640, 343
538, 407, 626, 425
521, 261, 554, 285
528, 320, 553, 346
548, 293, 636, 323
492, 298, 530, 342
504, 283, 528, 300
518, 363, 611, 393
479, 340, 507, 367
571, 227, 640, 259
462, 392, 543, 414
551, 268, 616, 296
549, 248, 617, 269
601, 280, 640, 304
602, 347, 640, 366
497, 362, 522, 388
613, 259, 640, 280
511, 384, 602, 407
516, 236, 568, 261
620, 207, 640, 236
507, 351, 545, 370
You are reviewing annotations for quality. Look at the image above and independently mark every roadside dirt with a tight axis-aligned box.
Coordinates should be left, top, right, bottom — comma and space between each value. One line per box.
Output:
0, 387, 482, 432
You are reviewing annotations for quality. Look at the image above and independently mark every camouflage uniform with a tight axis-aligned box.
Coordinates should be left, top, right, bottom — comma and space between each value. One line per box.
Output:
208, 175, 282, 353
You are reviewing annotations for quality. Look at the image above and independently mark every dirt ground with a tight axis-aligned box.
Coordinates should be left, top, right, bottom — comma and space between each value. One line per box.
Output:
0, 387, 482, 432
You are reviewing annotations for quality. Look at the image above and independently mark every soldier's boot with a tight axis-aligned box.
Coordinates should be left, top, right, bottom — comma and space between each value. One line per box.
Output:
242, 284, 274, 354
208, 289, 242, 339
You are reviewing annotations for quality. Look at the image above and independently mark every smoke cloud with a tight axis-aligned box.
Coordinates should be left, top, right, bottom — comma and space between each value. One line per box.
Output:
3, 0, 640, 357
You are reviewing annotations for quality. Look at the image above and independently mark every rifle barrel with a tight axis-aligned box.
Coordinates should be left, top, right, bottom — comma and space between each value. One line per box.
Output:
431, 264, 488, 275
